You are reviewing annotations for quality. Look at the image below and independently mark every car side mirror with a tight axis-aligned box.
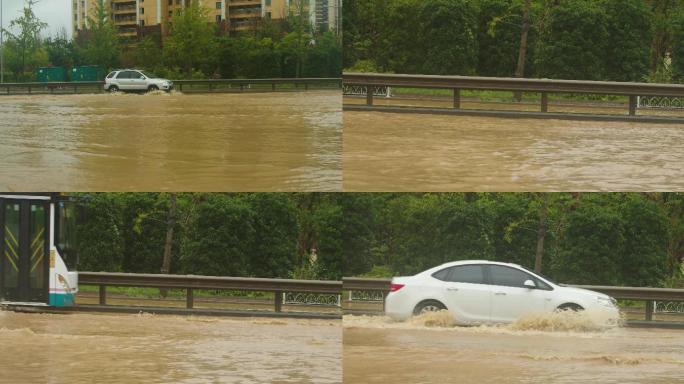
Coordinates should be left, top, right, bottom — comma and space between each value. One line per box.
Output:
523, 279, 536, 289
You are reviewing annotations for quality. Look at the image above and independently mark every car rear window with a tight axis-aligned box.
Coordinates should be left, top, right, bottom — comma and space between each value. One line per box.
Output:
106, 72, 117, 79
432, 265, 485, 284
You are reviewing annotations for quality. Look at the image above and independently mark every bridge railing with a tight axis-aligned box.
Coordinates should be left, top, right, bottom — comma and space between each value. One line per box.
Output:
79, 271, 342, 313
342, 277, 684, 322
0, 77, 342, 95
342, 72, 684, 121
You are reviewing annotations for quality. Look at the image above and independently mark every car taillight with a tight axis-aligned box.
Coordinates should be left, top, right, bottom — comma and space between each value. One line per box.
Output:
389, 283, 405, 292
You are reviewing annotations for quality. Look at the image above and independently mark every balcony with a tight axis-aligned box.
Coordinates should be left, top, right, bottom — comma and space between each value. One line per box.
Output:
114, 16, 137, 26
229, 7, 261, 18
228, 0, 261, 7
112, 5, 137, 15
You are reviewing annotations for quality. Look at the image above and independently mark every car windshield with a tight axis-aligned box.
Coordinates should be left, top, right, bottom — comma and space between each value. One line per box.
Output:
140, 71, 157, 79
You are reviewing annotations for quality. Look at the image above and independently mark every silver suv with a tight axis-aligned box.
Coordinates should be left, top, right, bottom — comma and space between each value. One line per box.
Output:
104, 69, 173, 92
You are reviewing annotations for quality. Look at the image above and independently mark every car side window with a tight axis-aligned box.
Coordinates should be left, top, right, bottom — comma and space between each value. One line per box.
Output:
116, 71, 131, 79
489, 265, 537, 288
432, 268, 451, 281
106, 72, 117, 79
448, 265, 485, 284
132, 71, 144, 79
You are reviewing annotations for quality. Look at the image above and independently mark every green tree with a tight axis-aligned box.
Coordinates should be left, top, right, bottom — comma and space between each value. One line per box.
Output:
478, 0, 529, 77
536, 0, 609, 80
163, 0, 218, 77
80, 0, 120, 72
135, 36, 163, 71
45, 29, 77, 69
2, 1, 48, 80
602, 0, 653, 82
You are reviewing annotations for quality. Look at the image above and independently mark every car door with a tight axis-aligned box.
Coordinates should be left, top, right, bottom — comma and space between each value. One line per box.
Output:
129, 71, 147, 90
438, 264, 492, 324
115, 71, 133, 89
487, 265, 552, 323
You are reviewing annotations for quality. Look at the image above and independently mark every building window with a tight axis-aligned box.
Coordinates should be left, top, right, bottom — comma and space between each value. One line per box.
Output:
266, 11, 271, 19
140, 20, 145, 26
216, 2, 222, 9
169, 11, 173, 16
177, 0, 182, 5
265, 0, 271, 5
140, 7, 144, 14
216, 14, 222, 22
168, 0, 172, 5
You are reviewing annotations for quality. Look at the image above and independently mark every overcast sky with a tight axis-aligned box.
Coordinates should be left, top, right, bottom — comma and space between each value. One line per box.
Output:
1, 0, 72, 39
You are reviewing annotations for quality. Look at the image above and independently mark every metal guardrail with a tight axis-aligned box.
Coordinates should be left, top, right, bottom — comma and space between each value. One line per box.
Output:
0, 78, 342, 95
343, 72, 684, 122
79, 272, 342, 313
173, 77, 341, 92
343, 277, 684, 322
0, 81, 104, 94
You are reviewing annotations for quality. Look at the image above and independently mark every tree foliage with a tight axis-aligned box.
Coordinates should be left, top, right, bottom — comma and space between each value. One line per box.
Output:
78, 0, 120, 73
2, 2, 48, 80
345, 0, 681, 82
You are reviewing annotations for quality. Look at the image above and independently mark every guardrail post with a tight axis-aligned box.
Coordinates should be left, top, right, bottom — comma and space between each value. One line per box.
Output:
28, 85, 31, 94
541, 92, 548, 112
453, 88, 461, 109
99, 285, 107, 305
186, 288, 194, 309
274, 291, 283, 312
240, 84, 244, 92
272, 83, 276, 91
366, 85, 374, 106
645, 300, 654, 321
629, 95, 637, 116
305, 83, 309, 91
73, 85, 77, 94
179, 83, 183, 92
209, 83, 214, 92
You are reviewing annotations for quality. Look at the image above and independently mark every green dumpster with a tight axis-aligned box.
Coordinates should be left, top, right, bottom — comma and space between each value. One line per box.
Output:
36, 67, 67, 82
71, 65, 104, 82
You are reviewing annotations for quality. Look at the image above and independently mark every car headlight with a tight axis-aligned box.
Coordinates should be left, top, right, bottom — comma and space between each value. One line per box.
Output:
597, 296, 617, 307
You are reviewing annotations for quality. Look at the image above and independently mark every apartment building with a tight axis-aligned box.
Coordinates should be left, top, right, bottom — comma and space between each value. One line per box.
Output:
73, 0, 285, 37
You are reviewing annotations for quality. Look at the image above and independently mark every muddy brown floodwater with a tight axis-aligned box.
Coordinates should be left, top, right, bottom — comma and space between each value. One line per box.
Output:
343, 313, 684, 384
0, 311, 341, 384
343, 110, 684, 191
0, 91, 341, 191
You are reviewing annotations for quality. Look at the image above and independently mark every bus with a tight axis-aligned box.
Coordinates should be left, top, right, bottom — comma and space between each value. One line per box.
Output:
0, 194, 78, 307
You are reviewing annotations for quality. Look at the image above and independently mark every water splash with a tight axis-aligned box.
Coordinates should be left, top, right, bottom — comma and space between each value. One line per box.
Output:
408, 310, 455, 328
510, 309, 622, 332
344, 308, 623, 335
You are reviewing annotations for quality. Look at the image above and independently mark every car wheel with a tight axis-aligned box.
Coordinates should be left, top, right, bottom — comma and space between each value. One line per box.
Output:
556, 303, 584, 312
108, 85, 119, 93
148, 85, 159, 92
413, 300, 447, 315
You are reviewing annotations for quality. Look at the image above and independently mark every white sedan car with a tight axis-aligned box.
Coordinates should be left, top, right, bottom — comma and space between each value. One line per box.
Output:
104, 69, 173, 92
385, 260, 620, 325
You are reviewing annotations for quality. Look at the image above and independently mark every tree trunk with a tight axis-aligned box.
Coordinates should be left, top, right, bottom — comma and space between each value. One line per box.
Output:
514, 0, 531, 102
534, 193, 548, 274
160, 193, 177, 298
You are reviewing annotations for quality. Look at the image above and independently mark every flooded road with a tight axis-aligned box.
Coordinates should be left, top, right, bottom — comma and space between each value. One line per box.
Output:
0, 311, 341, 383
0, 91, 341, 191
343, 110, 684, 191
343, 314, 684, 384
